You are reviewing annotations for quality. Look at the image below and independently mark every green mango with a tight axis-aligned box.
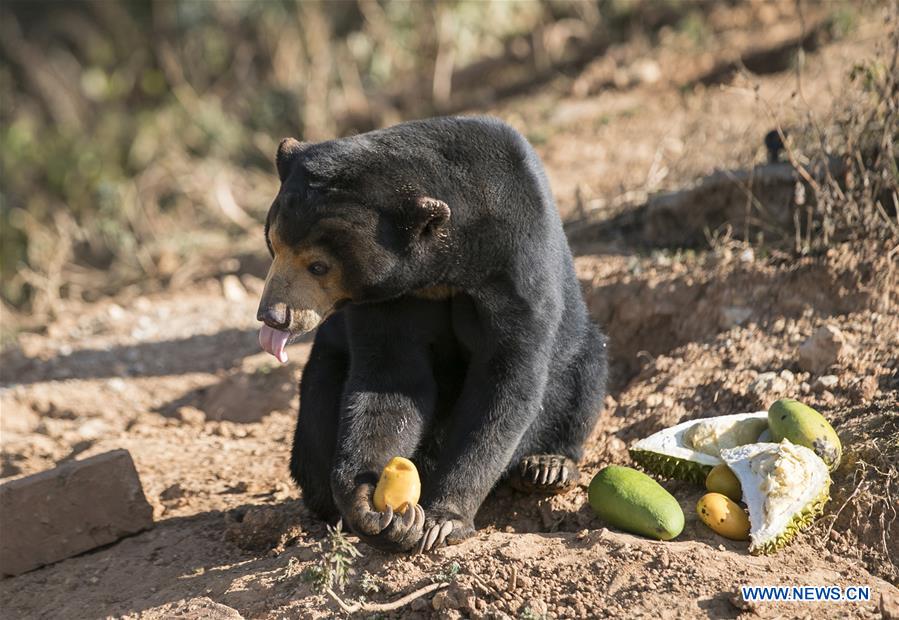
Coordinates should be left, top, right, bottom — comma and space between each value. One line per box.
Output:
588, 466, 684, 540
705, 464, 742, 502
768, 399, 841, 471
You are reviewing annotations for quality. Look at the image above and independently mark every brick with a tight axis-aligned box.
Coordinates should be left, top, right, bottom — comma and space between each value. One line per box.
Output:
0, 449, 153, 576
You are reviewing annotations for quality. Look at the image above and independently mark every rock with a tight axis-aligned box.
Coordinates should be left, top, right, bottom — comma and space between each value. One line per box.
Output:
750, 371, 787, 396
432, 589, 455, 611
107, 303, 126, 320
850, 375, 879, 404
729, 589, 757, 612
658, 550, 671, 569
522, 597, 548, 618
882, 589, 899, 620
432, 583, 476, 612
223, 505, 300, 552
797, 325, 847, 374
629, 58, 661, 84
0, 450, 153, 576
144, 596, 244, 619
78, 418, 108, 440
813, 375, 839, 392
160, 483, 185, 501
176, 406, 207, 426
221, 275, 247, 302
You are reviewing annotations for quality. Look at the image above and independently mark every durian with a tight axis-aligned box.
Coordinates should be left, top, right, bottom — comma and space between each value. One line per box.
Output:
629, 412, 768, 484
720, 440, 830, 555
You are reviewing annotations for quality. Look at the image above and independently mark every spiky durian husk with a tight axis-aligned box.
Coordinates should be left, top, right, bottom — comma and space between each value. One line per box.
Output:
628, 449, 713, 485
749, 483, 831, 555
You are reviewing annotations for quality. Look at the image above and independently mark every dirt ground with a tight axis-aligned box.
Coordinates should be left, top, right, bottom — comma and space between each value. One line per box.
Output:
1, 7, 897, 620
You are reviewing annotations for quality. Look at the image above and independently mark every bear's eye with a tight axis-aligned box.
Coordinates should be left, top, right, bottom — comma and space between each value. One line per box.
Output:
308, 262, 330, 276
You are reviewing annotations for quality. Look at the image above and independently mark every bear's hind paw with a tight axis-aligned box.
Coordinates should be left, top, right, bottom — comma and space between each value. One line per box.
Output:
510, 454, 579, 495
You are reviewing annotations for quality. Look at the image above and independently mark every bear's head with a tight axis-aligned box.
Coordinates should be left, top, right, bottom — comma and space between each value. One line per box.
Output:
256, 137, 452, 361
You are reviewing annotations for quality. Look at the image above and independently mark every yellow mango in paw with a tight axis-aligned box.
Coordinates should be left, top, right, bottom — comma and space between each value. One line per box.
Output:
373, 457, 421, 514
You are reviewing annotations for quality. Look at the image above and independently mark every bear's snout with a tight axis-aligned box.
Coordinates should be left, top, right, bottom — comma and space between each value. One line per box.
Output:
257, 302, 291, 331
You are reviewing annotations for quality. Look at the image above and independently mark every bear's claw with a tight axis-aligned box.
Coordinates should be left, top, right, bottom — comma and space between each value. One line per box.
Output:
346, 484, 425, 551
417, 509, 474, 553
510, 454, 579, 494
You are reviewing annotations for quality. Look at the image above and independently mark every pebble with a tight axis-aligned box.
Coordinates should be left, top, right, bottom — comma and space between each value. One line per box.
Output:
658, 550, 671, 569
750, 371, 787, 395
814, 375, 839, 391
160, 483, 185, 501
850, 375, 878, 403
176, 406, 206, 426
78, 418, 108, 440
797, 325, 847, 374
107, 304, 126, 320
221, 275, 247, 302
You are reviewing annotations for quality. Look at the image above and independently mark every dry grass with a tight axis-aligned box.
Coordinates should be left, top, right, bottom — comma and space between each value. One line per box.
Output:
818, 395, 899, 582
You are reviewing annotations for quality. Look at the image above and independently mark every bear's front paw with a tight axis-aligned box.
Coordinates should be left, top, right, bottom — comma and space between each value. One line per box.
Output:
417, 508, 475, 553
345, 483, 425, 552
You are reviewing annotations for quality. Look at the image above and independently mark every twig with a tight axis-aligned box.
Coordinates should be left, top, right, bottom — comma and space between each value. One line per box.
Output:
468, 572, 500, 598
326, 581, 448, 615
213, 174, 257, 231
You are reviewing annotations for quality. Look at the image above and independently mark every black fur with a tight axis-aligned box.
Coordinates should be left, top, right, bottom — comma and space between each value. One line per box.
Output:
277, 116, 608, 551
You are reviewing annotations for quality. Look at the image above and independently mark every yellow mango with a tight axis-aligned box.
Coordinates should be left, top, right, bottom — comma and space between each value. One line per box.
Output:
373, 457, 421, 514
697, 492, 750, 540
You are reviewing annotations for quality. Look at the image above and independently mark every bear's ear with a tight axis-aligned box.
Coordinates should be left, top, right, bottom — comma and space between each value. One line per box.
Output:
276, 138, 306, 182
410, 196, 451, 240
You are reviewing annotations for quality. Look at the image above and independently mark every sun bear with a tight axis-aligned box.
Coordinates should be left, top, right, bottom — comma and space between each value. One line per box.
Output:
256, 116, 607, 552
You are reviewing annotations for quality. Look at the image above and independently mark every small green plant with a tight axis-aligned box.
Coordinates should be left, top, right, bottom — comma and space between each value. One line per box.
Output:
520, 606, 543, 620
301, 564, 328, 590
301, 520, 363, 593
676, 11, 710, 48
360, 571, 381, 595
435, 561, 461, 583
830, 4, 858, 39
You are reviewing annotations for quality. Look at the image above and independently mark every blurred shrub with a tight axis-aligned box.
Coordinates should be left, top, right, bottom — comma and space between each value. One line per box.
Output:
2, 0, 699, 318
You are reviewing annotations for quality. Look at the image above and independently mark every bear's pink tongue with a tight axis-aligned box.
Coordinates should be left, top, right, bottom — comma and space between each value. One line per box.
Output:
258, 324, 290, 364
